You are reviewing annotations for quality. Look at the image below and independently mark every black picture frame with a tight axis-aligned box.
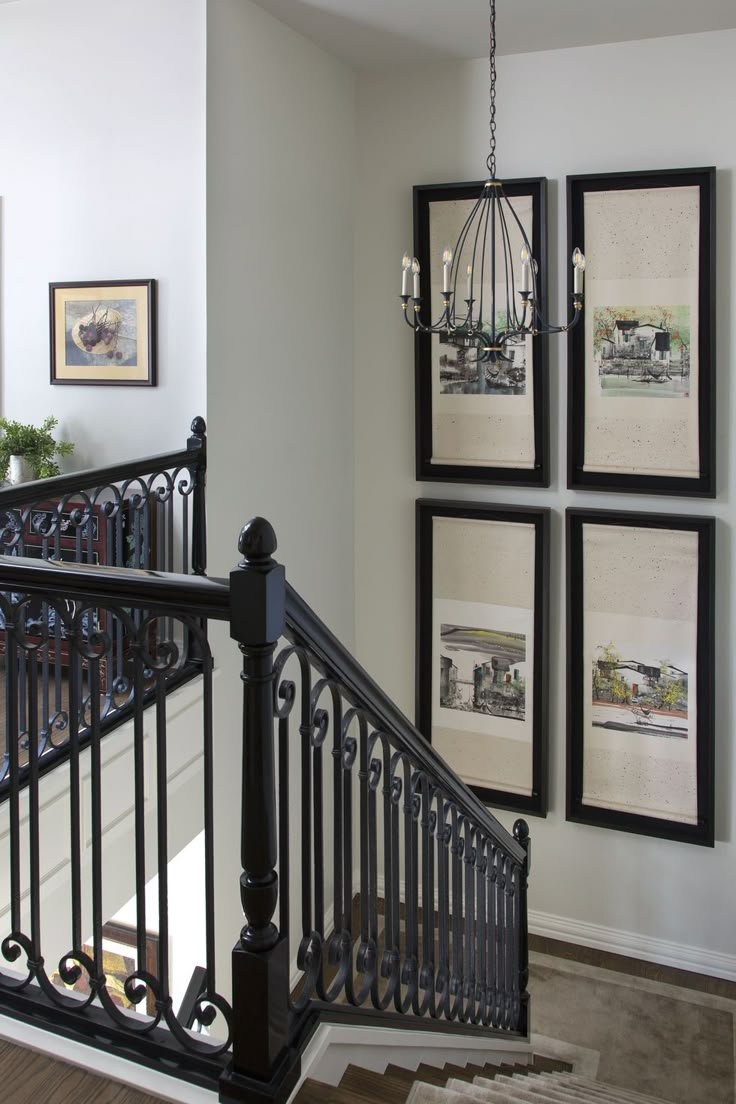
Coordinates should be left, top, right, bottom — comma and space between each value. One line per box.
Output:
50, 279, 157, 387
416, 499, 549, 816
567, 167, 715, 497
566, 508, 715, 846
414, 178, 549, 486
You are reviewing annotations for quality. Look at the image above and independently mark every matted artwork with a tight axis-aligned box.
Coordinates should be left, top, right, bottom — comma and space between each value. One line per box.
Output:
416, 499, 549, 815
566, 508, 715, 846
567, 168, 715, 496
414, 179, 549, 486
50, 279, 156, 386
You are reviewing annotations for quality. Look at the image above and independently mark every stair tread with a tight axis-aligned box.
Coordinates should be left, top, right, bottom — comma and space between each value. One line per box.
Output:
406, 1084, 482, 1104
297, 1077, 388, 1104
447, 1077, 501, 1099
340, 1066, 410, 1103
543, 1074, 671, 1104
530, 1055, 575, 1074
476, 1074, 586, 1103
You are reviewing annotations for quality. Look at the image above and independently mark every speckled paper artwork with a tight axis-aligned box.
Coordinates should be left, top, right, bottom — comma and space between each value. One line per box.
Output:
428, 195, 535, 469
582, 186, 700, 478
582, 523, 698, 825
431, 516, 536, 796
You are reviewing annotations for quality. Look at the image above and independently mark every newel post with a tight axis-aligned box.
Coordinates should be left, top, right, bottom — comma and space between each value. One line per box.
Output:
222, 517, 294, 1100
513, 819, 530, 1037
188, 416, 207, 576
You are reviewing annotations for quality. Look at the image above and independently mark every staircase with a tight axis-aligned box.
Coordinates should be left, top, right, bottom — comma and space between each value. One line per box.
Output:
296, 1059, 675, 1104
0, 422, 535, 1101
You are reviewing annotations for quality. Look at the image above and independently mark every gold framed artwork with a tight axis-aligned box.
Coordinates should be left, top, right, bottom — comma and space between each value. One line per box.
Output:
50, 279, 157, 386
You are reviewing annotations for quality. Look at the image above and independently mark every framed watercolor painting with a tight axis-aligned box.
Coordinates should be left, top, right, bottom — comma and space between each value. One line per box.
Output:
566, 508, 715, 846
51, 922, 160, 1015
416, 499, 549, 816
413, 178, 549, 486
567, 167, 715, 496
50, 279, 157, 386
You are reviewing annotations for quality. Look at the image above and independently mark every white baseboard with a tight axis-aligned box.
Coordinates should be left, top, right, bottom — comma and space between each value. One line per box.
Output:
529, 908, 736, 982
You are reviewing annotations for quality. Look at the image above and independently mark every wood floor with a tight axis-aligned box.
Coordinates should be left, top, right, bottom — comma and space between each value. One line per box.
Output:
0, 1039, 167, 1104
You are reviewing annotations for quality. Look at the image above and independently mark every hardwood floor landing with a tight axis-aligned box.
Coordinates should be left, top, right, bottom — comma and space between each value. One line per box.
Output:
0, 1039, 167, 1104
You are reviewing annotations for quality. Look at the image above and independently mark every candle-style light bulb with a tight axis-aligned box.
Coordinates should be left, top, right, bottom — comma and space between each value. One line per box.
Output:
412, 257, 421, 299
572, 246, 586, 295
442, 247, 453, 294
519, 244, 532, 294
466, 263, 473, 301
401, 252, 412, 296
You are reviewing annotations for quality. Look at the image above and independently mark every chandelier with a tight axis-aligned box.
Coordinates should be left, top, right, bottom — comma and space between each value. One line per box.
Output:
400, 0, 585, 364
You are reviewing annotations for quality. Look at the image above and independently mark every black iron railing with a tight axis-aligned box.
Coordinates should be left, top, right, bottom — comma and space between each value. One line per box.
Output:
223, 519, 530, 1101
0, 514, 530, 1102
0, 419, 207, 794
0, 555, 231, 1087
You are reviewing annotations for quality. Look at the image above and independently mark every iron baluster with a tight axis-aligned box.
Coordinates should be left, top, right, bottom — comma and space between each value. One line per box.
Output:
419, 784, 436, 1017
188, 417, 207, 577
88, 636, 104, 974
155, 664, 171, 1011
27, 655, 41, 961
405, 769, 420, 1013
6, 621, 21, 933
463, 820, 474, 1021
68, 634, 82, 952
513, 820, 530, 1036
451, 807, 464, 1019
436, 803, 451, 1019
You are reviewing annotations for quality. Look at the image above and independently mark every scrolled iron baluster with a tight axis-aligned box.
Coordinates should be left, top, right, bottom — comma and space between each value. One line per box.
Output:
489, 843, 501, 1028
513, 819, 530, 1035
340, 708, 372, 1008
353, 713, 380, 1007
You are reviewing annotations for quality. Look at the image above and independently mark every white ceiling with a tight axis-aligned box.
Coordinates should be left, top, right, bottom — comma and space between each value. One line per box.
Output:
250, 0, 736, 69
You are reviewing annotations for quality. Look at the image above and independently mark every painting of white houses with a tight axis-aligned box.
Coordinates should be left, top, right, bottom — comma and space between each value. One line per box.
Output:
593, 306, 691, 397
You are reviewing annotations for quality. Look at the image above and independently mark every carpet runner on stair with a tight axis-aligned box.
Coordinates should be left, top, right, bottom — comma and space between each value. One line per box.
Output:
406, 1072, 674, 1104
295, 1056, 675, 1104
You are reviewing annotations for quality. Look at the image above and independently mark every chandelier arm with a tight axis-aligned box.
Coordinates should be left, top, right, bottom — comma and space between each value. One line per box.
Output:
450, 189, 489, 307
497, 198, 516, 329
476, 187, 493, 329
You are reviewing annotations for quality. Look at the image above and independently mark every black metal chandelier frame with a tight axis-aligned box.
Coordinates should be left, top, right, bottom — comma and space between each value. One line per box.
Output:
400, 0, 585, 365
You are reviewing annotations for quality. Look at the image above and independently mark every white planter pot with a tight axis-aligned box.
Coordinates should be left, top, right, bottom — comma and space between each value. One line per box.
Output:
7, 455, 34, 485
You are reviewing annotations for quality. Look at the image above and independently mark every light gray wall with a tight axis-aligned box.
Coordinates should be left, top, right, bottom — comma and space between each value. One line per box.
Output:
354, 30, 735, 968
206, 0, 356, 992
0, 0, 207, 466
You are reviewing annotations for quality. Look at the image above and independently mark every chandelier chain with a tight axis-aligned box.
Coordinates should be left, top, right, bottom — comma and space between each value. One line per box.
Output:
487, 0, 497, 178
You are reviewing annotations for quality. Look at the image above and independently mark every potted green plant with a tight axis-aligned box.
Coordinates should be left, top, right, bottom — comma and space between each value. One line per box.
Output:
0, 416, 75, 485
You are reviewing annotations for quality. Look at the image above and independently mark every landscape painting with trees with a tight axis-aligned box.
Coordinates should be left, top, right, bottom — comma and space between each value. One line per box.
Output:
591, 641, 689, 739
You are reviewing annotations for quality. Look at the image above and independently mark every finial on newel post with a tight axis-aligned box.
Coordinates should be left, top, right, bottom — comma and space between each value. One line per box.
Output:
221, 518, 292, 1099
